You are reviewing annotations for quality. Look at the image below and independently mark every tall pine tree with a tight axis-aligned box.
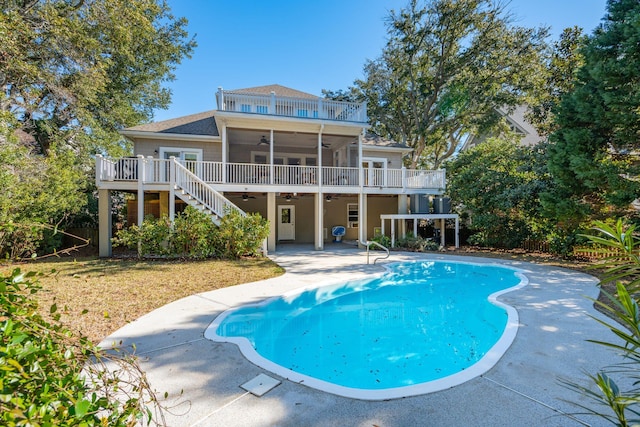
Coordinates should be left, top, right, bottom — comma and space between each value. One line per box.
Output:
544, 0, 640, 228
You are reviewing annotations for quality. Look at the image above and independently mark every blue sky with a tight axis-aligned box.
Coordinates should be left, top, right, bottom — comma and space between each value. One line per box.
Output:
155, 0, 608, 122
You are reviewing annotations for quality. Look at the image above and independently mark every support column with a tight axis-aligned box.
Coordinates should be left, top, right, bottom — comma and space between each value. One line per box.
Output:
169, 157, 176, 222
98, 189, 112, 257
314, 193, 324, 250
267, 192, 276, 252
221, 121, 227, 183
358, 192, 367, 244
137, 155, 145, 227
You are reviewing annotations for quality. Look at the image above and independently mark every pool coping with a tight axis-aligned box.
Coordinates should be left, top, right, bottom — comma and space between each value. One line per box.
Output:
205, 260, 530, 400
99, 249, 620, 426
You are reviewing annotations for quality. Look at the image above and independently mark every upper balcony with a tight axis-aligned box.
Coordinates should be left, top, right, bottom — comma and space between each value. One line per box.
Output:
215, 87, 368, 124
96, 156, 446, 195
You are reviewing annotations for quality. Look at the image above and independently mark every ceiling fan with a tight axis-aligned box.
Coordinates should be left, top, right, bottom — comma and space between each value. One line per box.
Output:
241, 193, 256, 202
283, 193, 300, 201
258, 135, 270, 146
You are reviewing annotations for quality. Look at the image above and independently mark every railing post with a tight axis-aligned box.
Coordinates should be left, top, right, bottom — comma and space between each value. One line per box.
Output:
270, 91, 276, 114
217, 87, 224, 110
95, 154, 102, 185
401, 166, 406, 191
146, 156, 154, 182
136, 155, 145, 228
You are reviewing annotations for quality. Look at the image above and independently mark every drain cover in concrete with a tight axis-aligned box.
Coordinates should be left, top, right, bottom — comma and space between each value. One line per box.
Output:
241, 373, 281, 397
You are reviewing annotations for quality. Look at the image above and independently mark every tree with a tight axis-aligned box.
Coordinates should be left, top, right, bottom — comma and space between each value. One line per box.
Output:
446, 136, 551, 248
526, 26, 587, 138
355, 0, 548, 168
543, 0, 640, 229
0, 0, 195, 256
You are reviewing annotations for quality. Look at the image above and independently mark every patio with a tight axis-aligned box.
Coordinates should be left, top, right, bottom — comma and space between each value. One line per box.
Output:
99, 248, 618, 426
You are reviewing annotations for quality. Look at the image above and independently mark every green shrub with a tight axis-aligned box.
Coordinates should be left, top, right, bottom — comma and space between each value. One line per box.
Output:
172, 207, 219, 258
0, 221, 43, 259
0, 268, 162, 426
370, 233, 391, 249
216, 208, 269, 259
396, 233, 440, 252
113, 214, 172, 256
113, 206, 269, 259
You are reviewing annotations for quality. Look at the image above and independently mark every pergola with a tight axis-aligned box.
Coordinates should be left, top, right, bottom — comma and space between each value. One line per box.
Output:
379, 213, 460, 248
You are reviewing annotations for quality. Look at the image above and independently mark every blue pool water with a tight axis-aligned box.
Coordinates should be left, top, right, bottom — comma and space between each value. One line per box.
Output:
208, 260, 525, 398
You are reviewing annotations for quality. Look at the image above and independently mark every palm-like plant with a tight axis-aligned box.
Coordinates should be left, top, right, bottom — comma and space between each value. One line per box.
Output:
562, 219, 640, 426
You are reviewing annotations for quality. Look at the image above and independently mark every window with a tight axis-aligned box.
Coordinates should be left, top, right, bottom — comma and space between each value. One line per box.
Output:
297, 109, 309, 117
312, 110, 319, 118
347, 203, 358, 228
241, 104, 251, 113
256, 105, 268, 114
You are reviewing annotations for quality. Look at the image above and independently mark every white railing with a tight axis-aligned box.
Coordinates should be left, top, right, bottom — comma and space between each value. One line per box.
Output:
96, 156, 446, 190
215, 88, 368, 123
323, 167, 359, 186
405, 170, 446, 189
174, 161, 244, 219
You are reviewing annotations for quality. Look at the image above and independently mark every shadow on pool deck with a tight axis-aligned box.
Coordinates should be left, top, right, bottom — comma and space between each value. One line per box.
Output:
100, 250, 618, 427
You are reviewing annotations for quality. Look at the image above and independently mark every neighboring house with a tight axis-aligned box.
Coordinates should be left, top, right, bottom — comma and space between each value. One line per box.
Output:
459, 105, 544, 151
95, 84, 446, 256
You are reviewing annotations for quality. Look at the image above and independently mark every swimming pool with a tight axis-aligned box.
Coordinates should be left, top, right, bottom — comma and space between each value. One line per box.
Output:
205, 260, 527, 400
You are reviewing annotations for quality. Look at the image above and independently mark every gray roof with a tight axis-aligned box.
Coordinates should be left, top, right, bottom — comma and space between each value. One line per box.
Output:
362, 133, 410, 149
125, 110, 219, 137
228, 84, 318, 99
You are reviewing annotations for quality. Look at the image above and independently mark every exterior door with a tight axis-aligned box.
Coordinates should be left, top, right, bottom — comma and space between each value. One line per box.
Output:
278, 205, 295, 241
362, 158, 387, 186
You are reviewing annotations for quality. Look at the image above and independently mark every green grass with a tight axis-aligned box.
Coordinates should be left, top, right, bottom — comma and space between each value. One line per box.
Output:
1, 256, 284, 343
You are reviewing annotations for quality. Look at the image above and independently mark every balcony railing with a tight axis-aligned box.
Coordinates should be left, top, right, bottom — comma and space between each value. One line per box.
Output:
215, 88, 368, 123
96, 156, 445, 191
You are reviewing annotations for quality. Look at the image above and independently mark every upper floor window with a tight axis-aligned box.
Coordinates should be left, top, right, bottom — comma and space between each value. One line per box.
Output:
297, 109, 309, 117
256, 105, 268, 114
241, 104, 251, 113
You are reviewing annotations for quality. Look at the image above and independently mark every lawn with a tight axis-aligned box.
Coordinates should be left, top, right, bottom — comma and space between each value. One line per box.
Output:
1, 256, 284, 343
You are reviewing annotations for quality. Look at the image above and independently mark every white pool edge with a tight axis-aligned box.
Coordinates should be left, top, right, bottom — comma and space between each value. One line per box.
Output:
204, 261, 529, 401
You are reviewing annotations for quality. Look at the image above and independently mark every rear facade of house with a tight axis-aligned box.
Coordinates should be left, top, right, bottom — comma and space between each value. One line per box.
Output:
95, 84, 446, 256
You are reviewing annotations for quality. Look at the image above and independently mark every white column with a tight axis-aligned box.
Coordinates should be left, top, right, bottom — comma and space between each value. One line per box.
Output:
267, 192, 276, 252
314, 193, 324, 250
358, 192, 367, 244
269, 129, 274, 185
169, 157, 176, 222
98, 189, 112, 257
221, 122, 227, 183
137, 155, 145, 227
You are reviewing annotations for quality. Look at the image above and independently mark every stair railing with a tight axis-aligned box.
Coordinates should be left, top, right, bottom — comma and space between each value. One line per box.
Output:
173, 159, 245, 219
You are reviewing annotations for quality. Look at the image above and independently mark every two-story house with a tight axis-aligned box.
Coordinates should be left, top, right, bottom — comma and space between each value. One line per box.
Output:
95, 84, 446, 256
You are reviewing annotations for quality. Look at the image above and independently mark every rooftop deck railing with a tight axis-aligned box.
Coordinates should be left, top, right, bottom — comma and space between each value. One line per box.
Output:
215, 88, 368, 123
96, 156, 445, 191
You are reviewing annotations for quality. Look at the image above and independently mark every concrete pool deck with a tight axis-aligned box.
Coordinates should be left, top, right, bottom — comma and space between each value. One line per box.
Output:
100, 247, 619, 426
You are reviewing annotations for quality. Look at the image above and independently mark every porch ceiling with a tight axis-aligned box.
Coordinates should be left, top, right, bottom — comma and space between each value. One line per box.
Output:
227, 128, 357, 150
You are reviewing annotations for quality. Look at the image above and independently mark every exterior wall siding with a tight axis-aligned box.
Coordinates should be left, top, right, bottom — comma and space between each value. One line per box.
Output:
134, 139, 222, 162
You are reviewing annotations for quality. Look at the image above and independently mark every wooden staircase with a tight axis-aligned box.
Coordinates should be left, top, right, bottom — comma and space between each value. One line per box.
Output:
173, 160, 244, 224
